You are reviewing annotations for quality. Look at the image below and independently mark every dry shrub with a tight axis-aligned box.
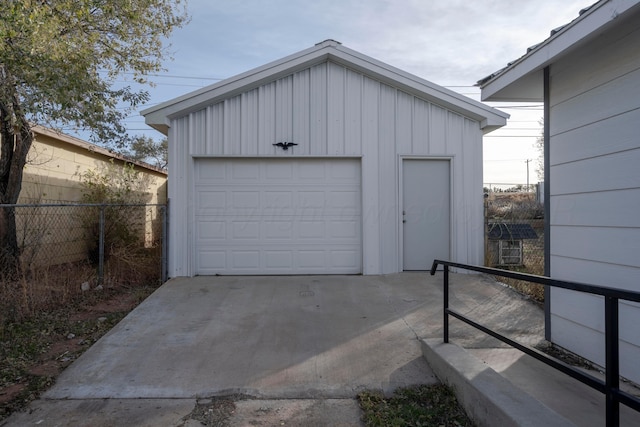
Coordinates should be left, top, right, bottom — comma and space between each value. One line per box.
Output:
0, 262, 95, 332
104, 244, 162, 287
0, 245, 161, 335
486, 191, 546, 303
492, 257, 546, 304
487, 192, 543, 220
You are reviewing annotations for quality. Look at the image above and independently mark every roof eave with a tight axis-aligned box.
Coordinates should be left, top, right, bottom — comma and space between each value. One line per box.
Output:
142, 42, 338, 133
143, 40, 508, 133
480, 0, 640, 102
328, 45, 509, 129
32, 125, 167, 175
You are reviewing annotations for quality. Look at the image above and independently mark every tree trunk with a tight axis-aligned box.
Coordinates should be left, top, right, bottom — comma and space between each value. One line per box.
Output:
0, 68, 34, 278
0, 204, 19, 278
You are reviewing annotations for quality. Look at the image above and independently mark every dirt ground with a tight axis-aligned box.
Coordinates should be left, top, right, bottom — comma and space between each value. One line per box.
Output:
0, 287, 153, 421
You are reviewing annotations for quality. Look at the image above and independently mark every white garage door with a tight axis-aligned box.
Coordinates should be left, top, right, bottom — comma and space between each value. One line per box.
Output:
194, 158, 362, 275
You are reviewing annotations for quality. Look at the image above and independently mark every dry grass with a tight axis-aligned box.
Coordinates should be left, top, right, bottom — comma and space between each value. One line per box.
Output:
0, 242, 162, 420
0, 284, 159, 420
0, 243, 162, 335
485, 191, 546, 303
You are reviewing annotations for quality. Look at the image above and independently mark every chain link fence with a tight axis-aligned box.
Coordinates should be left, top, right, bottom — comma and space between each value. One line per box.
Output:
483, 187, 545, 302
0, 203, 166, 324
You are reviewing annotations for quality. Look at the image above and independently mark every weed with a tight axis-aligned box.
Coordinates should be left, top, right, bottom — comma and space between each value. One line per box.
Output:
485, 191, 546, 303
0, 284, 158, 421
358, 384, 474, 427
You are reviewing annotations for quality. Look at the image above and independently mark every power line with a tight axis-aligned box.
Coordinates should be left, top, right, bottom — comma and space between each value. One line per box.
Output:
484, 135, 541, 138
100, 70, 225, 81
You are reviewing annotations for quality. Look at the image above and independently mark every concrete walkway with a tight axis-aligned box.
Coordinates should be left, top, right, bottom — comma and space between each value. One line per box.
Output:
3, 273, 639, 426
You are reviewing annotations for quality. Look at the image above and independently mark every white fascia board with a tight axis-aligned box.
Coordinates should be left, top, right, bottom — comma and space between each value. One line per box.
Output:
142, 42, 338, 132
329, 45, 509, 129
143, 40, 508, 133
481, 0, 640, 102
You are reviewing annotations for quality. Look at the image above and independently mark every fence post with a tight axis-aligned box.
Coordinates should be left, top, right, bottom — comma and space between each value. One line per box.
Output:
98, 205, 105, 286
161, 204, 168, 283
444, 264, 449, 343
605, 296, 620, 427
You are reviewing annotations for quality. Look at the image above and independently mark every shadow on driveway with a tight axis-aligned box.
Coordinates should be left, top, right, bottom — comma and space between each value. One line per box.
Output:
44, 273, 543, 400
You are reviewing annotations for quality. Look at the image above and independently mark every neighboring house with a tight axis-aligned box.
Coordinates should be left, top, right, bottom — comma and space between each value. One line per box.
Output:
17, 126, 168, 266
143, 40, 507, 277
22, 125, 167, 205
478, 0, 640, 384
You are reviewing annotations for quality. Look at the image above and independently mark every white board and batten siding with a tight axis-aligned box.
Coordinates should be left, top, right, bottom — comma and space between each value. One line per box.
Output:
167, 59, 487, 276
548, 16, 640, 383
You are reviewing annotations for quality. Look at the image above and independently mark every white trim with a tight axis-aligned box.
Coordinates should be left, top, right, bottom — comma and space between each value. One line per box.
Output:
481, 0, 640, 101
190, 156, 364, 275
143, 42, 508, 133
191, 154, 364, 159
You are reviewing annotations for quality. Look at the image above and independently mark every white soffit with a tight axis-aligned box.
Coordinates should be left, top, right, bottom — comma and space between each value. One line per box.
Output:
480, 0, 640, 102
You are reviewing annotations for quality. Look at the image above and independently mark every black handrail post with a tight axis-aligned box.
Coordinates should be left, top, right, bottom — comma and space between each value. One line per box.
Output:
605, 296, 620, 427
444, 264, 449, 343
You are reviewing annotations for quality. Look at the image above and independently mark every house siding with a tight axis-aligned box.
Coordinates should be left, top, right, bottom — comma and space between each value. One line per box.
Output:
167, 60, 485, 276
548, 14, 640, 382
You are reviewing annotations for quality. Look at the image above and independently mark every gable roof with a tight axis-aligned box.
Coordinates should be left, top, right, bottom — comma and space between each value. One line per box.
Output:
33, 125, 167, 175
488, 223, 538, 240
478, 0, 640, 102
142, 40, 508, 135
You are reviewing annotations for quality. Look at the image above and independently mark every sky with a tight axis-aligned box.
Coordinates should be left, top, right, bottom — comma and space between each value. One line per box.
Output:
113, 0, 590, 186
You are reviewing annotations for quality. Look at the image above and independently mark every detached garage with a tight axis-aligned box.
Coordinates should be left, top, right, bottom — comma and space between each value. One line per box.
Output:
143, 40, 507, 277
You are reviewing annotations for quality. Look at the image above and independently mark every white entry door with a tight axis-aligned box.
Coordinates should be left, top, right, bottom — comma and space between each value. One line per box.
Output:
402, 159, 450, 270
194, 158, 362, 275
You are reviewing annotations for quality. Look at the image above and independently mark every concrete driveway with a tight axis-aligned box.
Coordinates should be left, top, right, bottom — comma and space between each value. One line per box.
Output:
46, 273, 450, 400
5, 272, 547, 426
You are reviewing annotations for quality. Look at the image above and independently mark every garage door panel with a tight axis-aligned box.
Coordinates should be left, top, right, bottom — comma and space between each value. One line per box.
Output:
196, 164, 225, 181
299, 191, 325, 208
198, 191, 226, 210
231, 251, 260, 269
198, 250, 226, 270
298, 250, 327, 268
265, 251, 293, 269
197, 220, 226, 240
195, 158, 361, 275
231, 221, 260, 239
265, 161, 294, 179
331, 250, 360, 268
329, 219, 359, 238
330, 161, 360, 180
231, 162, 260, 180
232, 191, 260, 209
263, 191, 294, 209
298, 221, 325, 238
263, 221, 295, 239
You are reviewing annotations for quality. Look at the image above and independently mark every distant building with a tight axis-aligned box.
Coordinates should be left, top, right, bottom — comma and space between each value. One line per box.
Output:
487, 223, 538, 266
16, 126, 168, 266
22, 125, 167, 205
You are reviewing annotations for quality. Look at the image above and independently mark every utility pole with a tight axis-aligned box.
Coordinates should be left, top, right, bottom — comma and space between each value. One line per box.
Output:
525, 159, 531, 192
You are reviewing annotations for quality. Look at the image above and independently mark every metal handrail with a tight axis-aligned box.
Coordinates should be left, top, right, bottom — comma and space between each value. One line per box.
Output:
430, 259, 640, 427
